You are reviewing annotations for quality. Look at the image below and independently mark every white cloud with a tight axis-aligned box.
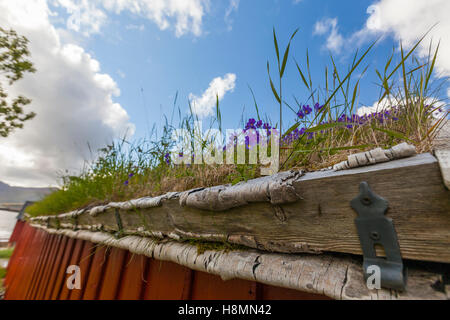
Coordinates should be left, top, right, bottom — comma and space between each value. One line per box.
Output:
356, 99, 391, 116
53, 0, 209, 37
189, 73, 236, 118
356, 0, 450, 79
0, 0, 134, 187
357, 96, 447, 119
315, 1, 450, 80
313, 18, 344, 53
224, 0, 239, 31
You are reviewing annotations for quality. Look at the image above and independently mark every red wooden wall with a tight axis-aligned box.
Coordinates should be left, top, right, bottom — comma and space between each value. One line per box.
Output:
4, 223, 329, 300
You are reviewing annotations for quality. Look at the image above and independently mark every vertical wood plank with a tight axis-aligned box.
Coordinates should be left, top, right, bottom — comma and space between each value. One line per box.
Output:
8, 220, 24, 245
143, 260, 194, 300
116, 253, 148, 300
4, 225, 36, 298
190, 270, 257, 300
4, 224, 33, 286
42, 236, 69, 300
69, 241, 95, 300
21, 230, 49, 300
35, 234, 63, 300
49, 237, 76, 300
82, 245, 109, 300
58, 239, 85, 300
28, 234, 57, 299
97, 247, 127, 300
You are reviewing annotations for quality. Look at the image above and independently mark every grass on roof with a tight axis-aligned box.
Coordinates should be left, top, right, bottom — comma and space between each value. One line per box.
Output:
27, 28, 448, 218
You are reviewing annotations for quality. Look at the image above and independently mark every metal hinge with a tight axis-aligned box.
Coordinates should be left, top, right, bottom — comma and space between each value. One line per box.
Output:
351, 181, 407, 291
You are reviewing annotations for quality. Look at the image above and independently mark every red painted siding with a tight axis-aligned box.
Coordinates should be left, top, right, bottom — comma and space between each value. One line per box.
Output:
5, 223, 329, 300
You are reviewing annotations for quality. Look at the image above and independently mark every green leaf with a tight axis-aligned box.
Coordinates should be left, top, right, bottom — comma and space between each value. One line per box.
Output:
424, 41, 439, 91
294, 144, 373, 153
305, 122, 346, 133
267, 62, 281, 104
280, 28, 299, 78
273, 27, 280, 67
317, 39, 378, 125
280, 42, 290, 78
372, 126, 414, 143
282, 121, 301, 139
248, 85, 260, 121
294, 59, 310, 90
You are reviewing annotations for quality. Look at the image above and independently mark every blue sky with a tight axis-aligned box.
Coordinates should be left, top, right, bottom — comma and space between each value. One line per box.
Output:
53, 0, 392, 136
1, 0, 449, 187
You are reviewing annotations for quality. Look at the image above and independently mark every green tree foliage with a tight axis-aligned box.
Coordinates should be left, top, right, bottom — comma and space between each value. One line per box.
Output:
0, 27, 36, 137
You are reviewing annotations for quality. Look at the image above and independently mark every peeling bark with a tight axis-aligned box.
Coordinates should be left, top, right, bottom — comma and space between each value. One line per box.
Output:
333, 143, 416, 171
28, 152, 450, 263
29, 224, 449, 300
179, 170, 303, 211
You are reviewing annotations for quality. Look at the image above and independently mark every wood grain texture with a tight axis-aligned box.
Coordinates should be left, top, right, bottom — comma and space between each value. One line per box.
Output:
30, 153, 450, 263
28, 226, 449, 300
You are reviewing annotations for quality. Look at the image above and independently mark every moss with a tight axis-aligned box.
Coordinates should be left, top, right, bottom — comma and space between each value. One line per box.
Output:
184, 239, 248, 255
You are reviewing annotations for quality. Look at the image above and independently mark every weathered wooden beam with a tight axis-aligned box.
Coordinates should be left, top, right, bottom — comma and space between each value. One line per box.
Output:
29, 225, 449, 300
30, 152, 450, 263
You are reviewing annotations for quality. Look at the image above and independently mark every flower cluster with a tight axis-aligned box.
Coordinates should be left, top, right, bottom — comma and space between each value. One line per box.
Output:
297, 103, 324, 119
123, 173, 134, 186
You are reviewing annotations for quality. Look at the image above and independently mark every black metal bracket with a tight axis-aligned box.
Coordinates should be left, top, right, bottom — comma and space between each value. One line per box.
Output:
351, 181, 407, 291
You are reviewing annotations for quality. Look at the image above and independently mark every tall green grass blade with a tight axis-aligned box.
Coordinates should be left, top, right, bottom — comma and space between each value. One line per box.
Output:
424, 41, 439, 91
306, 122, 346, 133
372, 126, 414, 143
267, 62, 281, 103
283, 121, 301, 138
273, 27, 280, 69
248, 84, 261, 121
294, 59, 310, 90
280, 28, 299, 78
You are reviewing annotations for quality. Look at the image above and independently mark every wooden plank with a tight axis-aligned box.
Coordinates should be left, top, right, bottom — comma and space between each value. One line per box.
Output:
25, 230, 51, 300
10, 226, 449, 300
34, 153, 449, 263
116, 253, 148, 300
143, 260, 193, 300
5, 223, 32, 284
82, 245, 109, 300
69, 241, 95, 300
122, 153, 449, 263
12, 229, 46, 299
97, 247, 127, 300
8, 220, 24, 245
4, 225, 36, 298
59, 239, 85, 300
30, 235, 58, 300
260, 284, 330, 300
49, 237, 76, 300
42, 236, 69, 300
190, 270, 257, 300
435, 149, 450, 189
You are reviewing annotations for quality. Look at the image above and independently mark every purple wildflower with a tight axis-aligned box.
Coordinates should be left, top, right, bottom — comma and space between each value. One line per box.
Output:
314, 103, 324, 112
164, 152, 171, 165
303, 105, 312, 115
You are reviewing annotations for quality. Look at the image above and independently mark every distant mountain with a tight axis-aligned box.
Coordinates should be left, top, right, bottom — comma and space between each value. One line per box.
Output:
0, 181, 57, 203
